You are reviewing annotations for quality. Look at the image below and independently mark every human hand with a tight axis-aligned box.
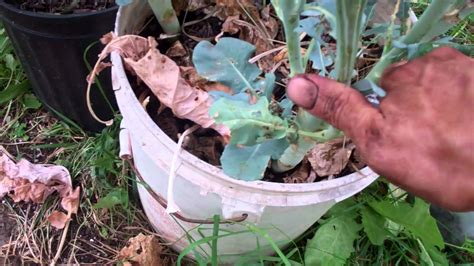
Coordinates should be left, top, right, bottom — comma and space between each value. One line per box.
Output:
287, 47, 474, 211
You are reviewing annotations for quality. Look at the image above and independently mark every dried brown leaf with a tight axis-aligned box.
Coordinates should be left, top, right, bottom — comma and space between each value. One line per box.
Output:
214, 0, 259, 21
308, 138, 356, 177
261, 5, 279, 39
166, 41, 188, 58
100, 32, 115, 45
283, 159, 317, 183
0, 153, 80, 228
188, 0, 212, 11
61, 187, 80, 214
88, 34, 229, 136
180, 66, 233, 94
47, 211, 70, 230
0, 153, 73, 202
118, 233, 163, 266
122, 37, 230, 137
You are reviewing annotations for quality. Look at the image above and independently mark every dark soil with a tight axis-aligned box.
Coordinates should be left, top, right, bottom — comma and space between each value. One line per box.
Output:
7, 0, 115, 14
0, 204, 13, 247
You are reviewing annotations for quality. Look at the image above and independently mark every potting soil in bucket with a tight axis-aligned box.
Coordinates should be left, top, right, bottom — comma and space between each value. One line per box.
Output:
0, 0, 117, 132
112, 1, 378, 263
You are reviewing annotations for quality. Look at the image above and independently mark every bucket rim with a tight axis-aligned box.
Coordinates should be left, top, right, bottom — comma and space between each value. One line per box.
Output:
0, 0, 118, 20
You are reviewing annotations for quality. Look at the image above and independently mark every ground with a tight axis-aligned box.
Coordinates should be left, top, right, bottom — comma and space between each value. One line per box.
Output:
1, 1, 474, 265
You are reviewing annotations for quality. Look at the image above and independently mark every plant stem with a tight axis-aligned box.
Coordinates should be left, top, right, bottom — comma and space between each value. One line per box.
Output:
147, 0, 181, 35
273, 0, 369, 172
271, 0, 305, 76
334, 0, 368, 85
366, 0, 464, 84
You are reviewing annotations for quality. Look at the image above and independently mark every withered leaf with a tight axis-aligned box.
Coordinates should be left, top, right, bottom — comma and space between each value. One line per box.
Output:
308, 138, 356, 177
47, 211, 70, 230
214, 0, 260, 21
122, 37, 229, 137
61, 187, 80, 214
0, 153, 80, 228
180, 66, 233, 94
88, 35, 230, 138
166, 41, 187, 58
283, 158, 317, 183
118, 233, 163, 266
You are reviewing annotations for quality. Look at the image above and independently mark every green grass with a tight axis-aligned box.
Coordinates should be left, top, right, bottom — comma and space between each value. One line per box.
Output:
411, 0, 474, 44
0, 25, 154, 264
1, 1, 473, 264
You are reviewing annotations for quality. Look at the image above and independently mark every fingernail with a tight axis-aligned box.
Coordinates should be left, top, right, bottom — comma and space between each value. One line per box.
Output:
287, 75, 319, 110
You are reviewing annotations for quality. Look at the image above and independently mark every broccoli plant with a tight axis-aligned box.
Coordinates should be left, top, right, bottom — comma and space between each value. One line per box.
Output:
117, 0, 180, 35
192, 0, 473, 181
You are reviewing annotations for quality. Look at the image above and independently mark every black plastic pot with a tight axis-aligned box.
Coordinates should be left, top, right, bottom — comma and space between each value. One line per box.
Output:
0, 1, 118, 132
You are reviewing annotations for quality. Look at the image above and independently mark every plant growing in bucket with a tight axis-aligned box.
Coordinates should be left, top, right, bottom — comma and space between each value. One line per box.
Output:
0, 0, 118, 131
89, 0, 473, 264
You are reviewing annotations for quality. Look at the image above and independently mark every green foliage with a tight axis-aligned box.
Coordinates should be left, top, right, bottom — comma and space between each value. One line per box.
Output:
334, 0, 367, 84
369, 198, 444, 249
193, 0, 473, 181
21, 93, 42, 110
302, 190, 450, 265
305, 201, 362, 266
210, 97, 287, 146
193, 38, 266, 93
360, 206, 391, 246
271, 0, 305, 76
0, 80, 29, 105
93, 188, 129, 209
147, 0, 180, 34
220, 139, 289, 181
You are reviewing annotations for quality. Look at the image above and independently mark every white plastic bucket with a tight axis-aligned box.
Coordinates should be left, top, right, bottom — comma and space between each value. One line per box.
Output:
112, 1, 379, 262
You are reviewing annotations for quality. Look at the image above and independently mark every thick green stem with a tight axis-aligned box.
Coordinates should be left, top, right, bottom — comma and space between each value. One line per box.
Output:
274, 0, 368, 172
271, 0, 305, 76
334, 0, 368, 85
366, 0, 465, 84
284, 20, 304, 76
148, 0, 181, 35
271, 0, 330, 172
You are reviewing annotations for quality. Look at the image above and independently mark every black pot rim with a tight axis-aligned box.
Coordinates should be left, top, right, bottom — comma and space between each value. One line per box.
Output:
0, 0, 118, 19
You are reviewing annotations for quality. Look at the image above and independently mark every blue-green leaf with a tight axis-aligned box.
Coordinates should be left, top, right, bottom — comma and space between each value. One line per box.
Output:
193, 38, 262, 93
221, 138, 289, 181
259, 73, 276, 100
116, 0, 132, 6
210, 97, 288, 146
353, 79, 387, 97
303, 0, 337, 38
297, 17, 321, 38
309, 41, 333, 72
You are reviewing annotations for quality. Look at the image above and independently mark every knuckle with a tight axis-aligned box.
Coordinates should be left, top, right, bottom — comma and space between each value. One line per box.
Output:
321, 91, 352, 128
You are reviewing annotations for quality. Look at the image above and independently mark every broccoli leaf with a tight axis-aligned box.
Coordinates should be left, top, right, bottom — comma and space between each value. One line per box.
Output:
309, 41, 333, 72
209, 96, 288, 146
221, 138, 289, 181
193, 38, 262, 93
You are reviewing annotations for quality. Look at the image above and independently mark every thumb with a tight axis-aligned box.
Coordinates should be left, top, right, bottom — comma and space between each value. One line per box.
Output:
287, 74, 383, 140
